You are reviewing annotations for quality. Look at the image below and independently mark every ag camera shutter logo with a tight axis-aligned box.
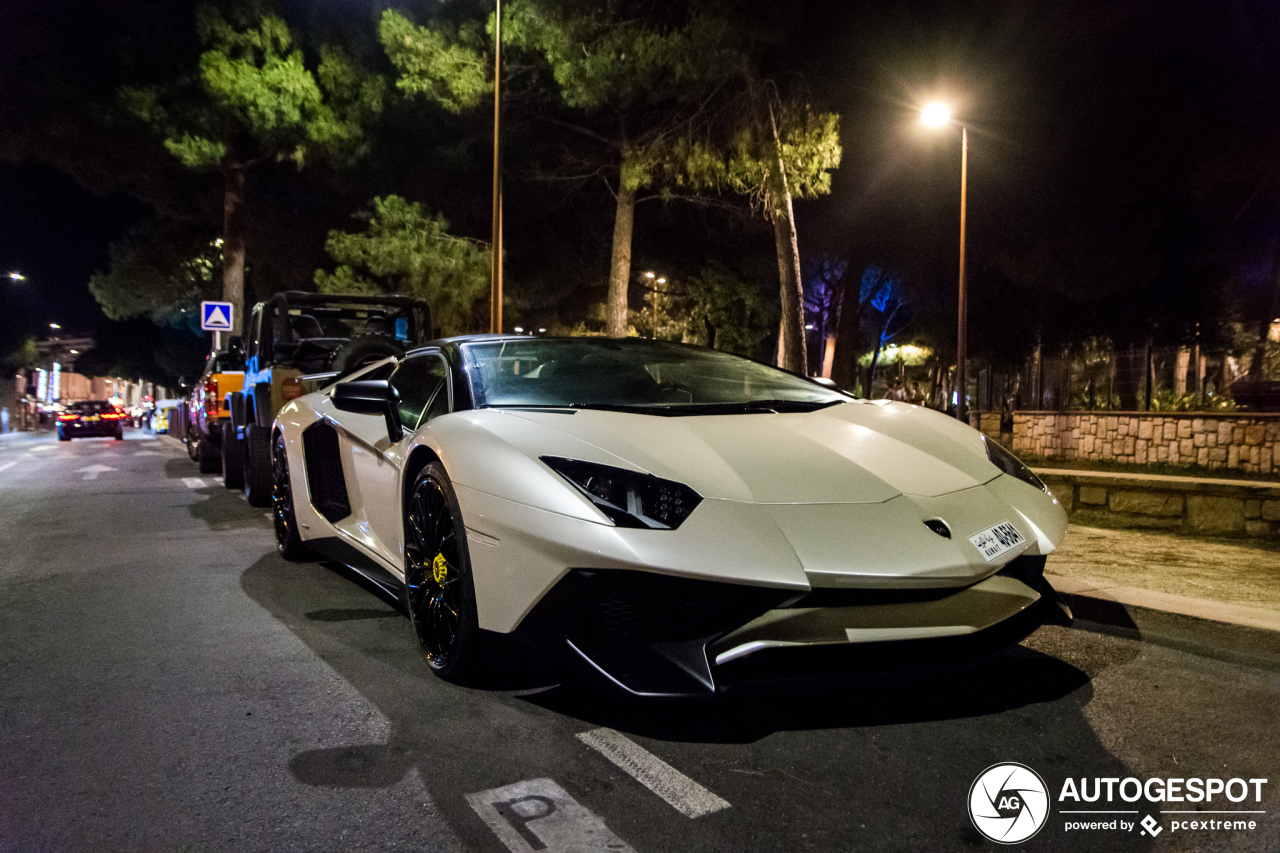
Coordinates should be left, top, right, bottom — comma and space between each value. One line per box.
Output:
969, 763, 1051, 844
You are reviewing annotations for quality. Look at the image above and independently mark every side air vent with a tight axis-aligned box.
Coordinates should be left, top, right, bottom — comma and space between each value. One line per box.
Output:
302, 421, 351, 523
924, 518, 951, 539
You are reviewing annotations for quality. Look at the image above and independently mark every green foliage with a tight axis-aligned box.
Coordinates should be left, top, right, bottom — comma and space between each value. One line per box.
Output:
4, 337, 39, 371
88, 224, 221, 326
1149, 387, 1238, 412
683, 99, 842, 210
121, 5, 384, 171
685, 265, 773, 356
503, 3, 739, 112
315, 195, 490, 336
380, 10, 490, 114
626, 265, 771, 355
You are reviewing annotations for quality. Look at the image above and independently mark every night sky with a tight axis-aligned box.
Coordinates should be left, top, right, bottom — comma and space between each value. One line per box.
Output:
3, 0, 1280, 374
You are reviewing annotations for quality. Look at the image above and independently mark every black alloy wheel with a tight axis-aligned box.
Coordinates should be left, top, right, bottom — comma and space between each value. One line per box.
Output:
404, 462, 481, 681
271, 432, 310, 561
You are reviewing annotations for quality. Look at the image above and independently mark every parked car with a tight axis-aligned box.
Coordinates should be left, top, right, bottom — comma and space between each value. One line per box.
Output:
269, 336, 1073, 696
184, 348, 246, 473
224, 291, 431, 503
57, 400, 125, 441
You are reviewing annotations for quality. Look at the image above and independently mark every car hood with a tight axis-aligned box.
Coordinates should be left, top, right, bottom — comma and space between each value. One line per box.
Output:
494, 400, 998, 503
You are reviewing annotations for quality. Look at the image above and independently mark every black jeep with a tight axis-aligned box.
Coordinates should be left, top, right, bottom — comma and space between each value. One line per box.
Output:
223, 291, 432, 505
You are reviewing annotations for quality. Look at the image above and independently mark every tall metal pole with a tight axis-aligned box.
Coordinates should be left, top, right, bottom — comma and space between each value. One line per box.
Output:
489, 0, 503, 334
956, 124, 968, 423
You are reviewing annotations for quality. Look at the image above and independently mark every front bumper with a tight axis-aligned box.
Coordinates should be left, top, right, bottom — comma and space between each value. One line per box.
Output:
507, 555, 1070, 697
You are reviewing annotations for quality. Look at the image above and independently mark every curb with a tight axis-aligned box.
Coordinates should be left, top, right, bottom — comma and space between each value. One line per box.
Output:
1060, 590, 1280, 671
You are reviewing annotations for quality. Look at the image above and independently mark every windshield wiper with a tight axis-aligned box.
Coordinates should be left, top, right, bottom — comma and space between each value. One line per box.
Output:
657, 399, 846, 415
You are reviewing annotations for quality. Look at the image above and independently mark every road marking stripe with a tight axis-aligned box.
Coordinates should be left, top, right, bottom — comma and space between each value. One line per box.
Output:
0, 461, 15, 473
182, 477, 209, 489
467, 777, 634, 853
577, 727, 730, 818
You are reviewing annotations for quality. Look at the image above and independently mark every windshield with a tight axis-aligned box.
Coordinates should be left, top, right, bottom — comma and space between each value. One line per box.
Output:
460, 338, 849, 413
276, 303, 425, 345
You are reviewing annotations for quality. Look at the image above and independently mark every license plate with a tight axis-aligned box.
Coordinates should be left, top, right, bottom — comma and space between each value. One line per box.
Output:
968, 520, 1026, 562
85, 416, 99, 422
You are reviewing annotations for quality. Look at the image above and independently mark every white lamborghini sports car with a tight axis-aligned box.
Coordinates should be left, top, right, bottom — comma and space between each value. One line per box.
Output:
271, 335, 1072, 696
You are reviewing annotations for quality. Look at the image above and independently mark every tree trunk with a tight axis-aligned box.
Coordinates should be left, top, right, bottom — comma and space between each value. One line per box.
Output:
606, 184, 636, 337
830, 275, 862, 391
222, 165, 247, 336
762, 98, 807, 374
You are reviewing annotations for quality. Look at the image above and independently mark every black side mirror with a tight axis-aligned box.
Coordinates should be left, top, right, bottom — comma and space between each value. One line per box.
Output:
332, 380, 403, 441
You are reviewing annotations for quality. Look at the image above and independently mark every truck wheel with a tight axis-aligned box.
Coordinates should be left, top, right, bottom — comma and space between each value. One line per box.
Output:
186, 425, 200, 461
243, 423, 273, 507
197, 436, 221, 473
222, 421, 245, 490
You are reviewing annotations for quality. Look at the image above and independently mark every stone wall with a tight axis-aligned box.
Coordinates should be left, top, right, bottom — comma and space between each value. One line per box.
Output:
1011, 411, 1280, 475
1036, 470, 1280, 539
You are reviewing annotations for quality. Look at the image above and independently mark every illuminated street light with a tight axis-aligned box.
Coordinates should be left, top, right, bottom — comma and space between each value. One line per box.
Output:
513, 326, 524, 333
49, 323, 61, 330
644, 271, 655, 279
921, 101, 969, 422
8, 272, 25, 281
921, 102, 951, 127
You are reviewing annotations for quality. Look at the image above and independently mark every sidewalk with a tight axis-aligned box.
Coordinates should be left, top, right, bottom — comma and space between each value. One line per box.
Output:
1048, 525, 1280, 630
1046, 523, 1280, 664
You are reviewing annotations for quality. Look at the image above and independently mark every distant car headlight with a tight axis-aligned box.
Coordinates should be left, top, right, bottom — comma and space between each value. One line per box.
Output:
983, 436, 1048, 492
541, 456, 703, 529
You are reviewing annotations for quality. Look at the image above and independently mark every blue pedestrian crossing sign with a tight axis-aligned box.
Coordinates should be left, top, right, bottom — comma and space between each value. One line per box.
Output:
200, 301, 234, 332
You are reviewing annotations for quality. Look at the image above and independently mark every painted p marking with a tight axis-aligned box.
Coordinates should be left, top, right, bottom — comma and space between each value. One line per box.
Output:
466, 778, 632, 853
493, 795, 557, 850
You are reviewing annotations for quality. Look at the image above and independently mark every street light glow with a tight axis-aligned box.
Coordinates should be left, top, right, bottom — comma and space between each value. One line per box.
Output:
921, 103, 952, 127
8, 272, 25, 281
513, 326, 524, 333
644, 271, 655, 279
49, 323, 61, 330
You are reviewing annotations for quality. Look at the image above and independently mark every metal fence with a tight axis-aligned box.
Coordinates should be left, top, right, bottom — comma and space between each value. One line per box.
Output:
972, 346, 1269, 413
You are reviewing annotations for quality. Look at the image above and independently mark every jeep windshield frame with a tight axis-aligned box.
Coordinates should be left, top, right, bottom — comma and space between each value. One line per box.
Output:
252, 292, 432, 367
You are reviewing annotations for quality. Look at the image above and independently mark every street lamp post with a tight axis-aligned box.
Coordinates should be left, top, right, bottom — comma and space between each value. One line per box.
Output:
922, 103, 969, 422
490, 0, 503, 334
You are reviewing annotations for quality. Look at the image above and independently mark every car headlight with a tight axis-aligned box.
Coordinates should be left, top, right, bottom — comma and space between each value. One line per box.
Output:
983, 436, 1048, 492
541, 456, 703, 529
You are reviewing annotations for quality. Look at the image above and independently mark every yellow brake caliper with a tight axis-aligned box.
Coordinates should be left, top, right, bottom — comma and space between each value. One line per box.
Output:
432, 552, 449, 585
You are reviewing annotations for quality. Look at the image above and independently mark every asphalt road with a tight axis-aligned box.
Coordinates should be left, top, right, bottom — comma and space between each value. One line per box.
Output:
1, 427, 1277, 852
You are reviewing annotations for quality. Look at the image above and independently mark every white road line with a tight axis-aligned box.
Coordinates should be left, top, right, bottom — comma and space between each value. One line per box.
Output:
467, 778, 634, 853
182, 477, 209, 489
0, 461, 16, 473
577, 728, 730, 818
76, 464, 115, 481
30, 445, 53, 452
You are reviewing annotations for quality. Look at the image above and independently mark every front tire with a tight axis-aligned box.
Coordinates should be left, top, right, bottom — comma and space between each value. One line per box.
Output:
272, 431, 311, 561
221, 421, 244, 489
243, 423, 272, 507
404, 463, 482, 682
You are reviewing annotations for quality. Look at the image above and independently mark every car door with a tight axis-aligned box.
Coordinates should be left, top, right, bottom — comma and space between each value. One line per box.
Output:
327, 351, 451, 572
